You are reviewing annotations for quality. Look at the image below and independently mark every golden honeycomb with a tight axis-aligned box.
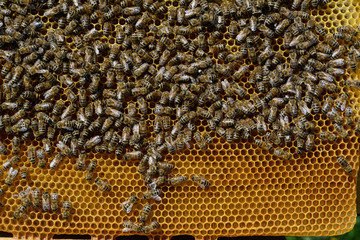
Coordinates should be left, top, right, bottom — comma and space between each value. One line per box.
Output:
0, 0, 360, 239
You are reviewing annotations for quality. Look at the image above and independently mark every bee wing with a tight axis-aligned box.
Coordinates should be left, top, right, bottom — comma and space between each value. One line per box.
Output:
148, 182, 157, 189
125, 204, 133, 214
194, 181, 206, 190
42, 199, 50, 211
36, 69, 47, 74
120, 200, 129, 207
184, 139, 191, 149
56, 141, 66, 151
122, 227, 132, 233
31, 189, 36, 198
340, 102, 346, 112
261, 121, 267, 132
148, 156, 156, 166
11, 169, 18, 178
24, 186, 31, 195
152, 195, 162, 201
43, 87, 53, 100
298, 101, 310, 116
221, 79, 230, 90
49, 159, 56, 169
8, 167, 14, 175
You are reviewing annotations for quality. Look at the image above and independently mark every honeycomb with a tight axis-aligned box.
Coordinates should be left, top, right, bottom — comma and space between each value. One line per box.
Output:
0, 0, 360, 239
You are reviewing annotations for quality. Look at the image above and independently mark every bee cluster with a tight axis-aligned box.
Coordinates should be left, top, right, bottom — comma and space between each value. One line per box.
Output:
0, 0, 359, 235
9, 186, 71, 220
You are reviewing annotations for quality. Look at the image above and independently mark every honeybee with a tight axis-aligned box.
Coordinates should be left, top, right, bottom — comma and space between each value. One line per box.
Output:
11, 136, 20, 155
138, 203, 151, 223
52, 100, 65, 117
50, 153, 64, 170
157, 161, 174, 175
31, 188, 41, 208
10, 109, 26, 125
42, 191, 50, 212
305, 133, 315, 152
121, 195, 138, 214
3, 156, 19, 171
142, 189, 162, 201
297, 100, 310, 117
254, 138, 273, 151
19, 167, 28, 179
191, 175, 211, 189
84, 136, 101, 149
334, 93, 348, 112
258, 24, 274, 39
142, 221, 159, 233
318, 131, 338, 142
148, 176, 166, 189
344, 80, 360, 88
123, 221, 142, 233
168, 176, 188, 186
273, 148, 291, 160
334, 123, 348, 139
27, 146, 36, 165
236, 27, 251, 43
193, 132, 206, 150
56, 141, 71, 157
42, 138, 52, 155
124, 151, 143, 161
62, 200, 71, 220
1, 61, 12, 77
233, 66, 249, 81
34, 149, 45, 169
325, 35, 339, 48
69, 138, 78, 157
274, 18, 290, 35
346, 55, 358, 71
95, 178, 111, 191
337, 156, 352, 174
228, 20, 239, 39
121, 126, 131, 146
268, 105, 278, 123
1, 102, 18, 112
314, 23, 326, 36
265, 132, 281, 145
137, 154, 149, 174
315, 43, 331, 55
294, 135, 305, 154
5, 167, 18, 186
326, 108, 344, 125
18, 187, 31, 207
179, 111, 197, 125
50, 192, 59, 212
13, 205, 28, 219
331, 45, 347, 60
43, 85, 60, 101
85, 160, 96, 181
83, 28, 99, 42
322, 96, 334, 113
154, 115, 162, 134
74, 150, 86, 171
163, 134, 175, 155
343, 106, 354, 126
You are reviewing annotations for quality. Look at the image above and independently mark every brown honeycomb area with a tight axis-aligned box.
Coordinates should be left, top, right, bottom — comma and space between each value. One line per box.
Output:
0, 0, 360, 239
